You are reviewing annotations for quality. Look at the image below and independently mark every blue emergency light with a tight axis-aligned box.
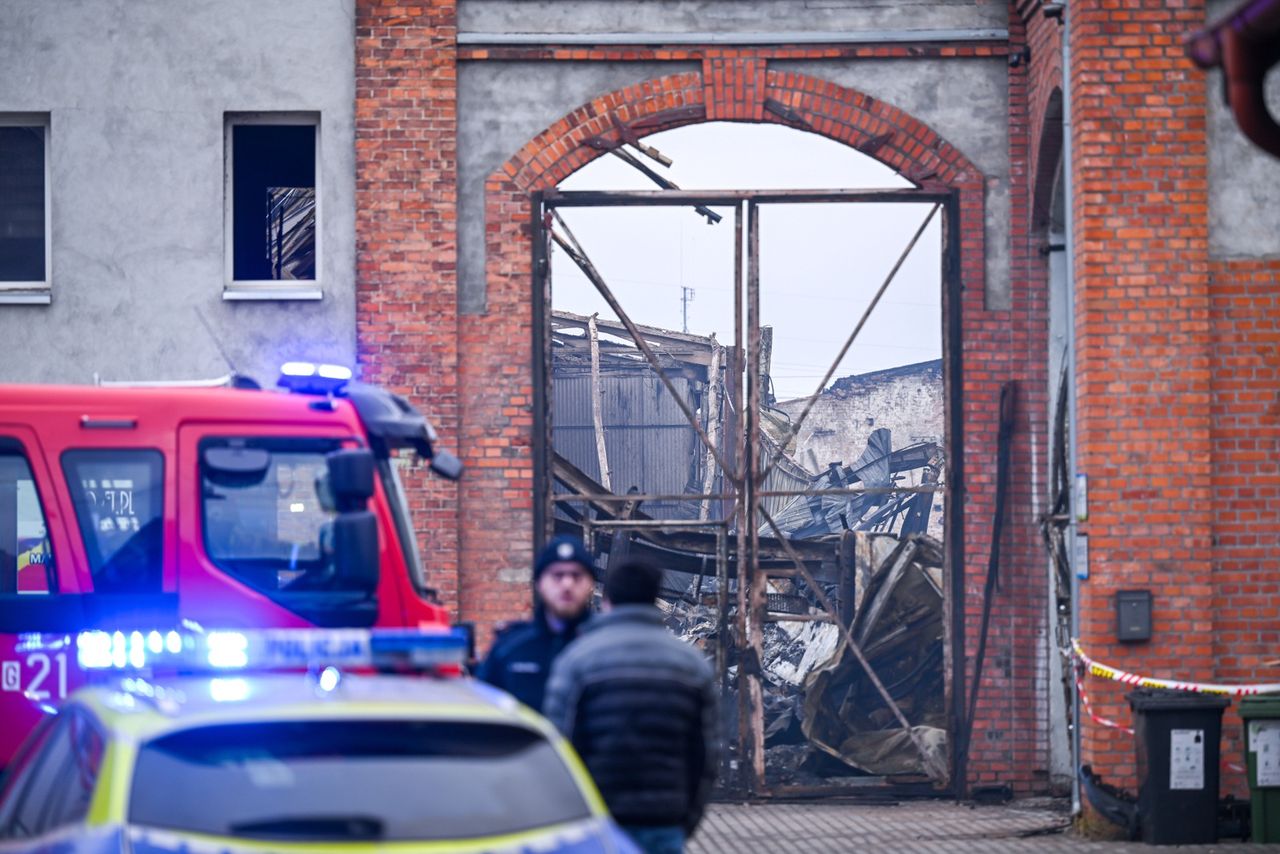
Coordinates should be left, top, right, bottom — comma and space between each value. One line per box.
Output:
277, 362, 354, 395
74, 627, 468, 673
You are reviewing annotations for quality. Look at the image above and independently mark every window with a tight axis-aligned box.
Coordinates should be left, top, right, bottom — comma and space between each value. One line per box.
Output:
0, 115, 50, 304
130, 721, 593, 841
0, 716, 53, 837
0, 711, 94, 838
200, 438, 340, 595
0, 440, 56, 595
225, 114, 319, 299
61, 450, 164, 594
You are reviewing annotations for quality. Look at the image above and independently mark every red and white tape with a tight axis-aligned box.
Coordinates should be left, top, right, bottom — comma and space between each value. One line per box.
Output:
1071, 639, 1280, 697
1073, 660, 1133, 734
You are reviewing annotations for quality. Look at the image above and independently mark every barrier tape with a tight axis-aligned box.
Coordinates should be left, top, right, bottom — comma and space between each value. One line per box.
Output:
1074, 660, 1133, 734
1071, 638, 1280, 697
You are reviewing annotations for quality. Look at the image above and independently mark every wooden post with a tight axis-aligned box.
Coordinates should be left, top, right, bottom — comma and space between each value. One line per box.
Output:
699, 339, 722, 521
588, 313, 611, 492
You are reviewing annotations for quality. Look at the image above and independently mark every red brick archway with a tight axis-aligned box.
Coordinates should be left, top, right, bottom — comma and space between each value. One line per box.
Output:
454, 62, 1048, 794
460, 62, 989, 623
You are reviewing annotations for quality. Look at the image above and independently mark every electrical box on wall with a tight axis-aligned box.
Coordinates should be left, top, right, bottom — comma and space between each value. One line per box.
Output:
1115, 589, 1153, 642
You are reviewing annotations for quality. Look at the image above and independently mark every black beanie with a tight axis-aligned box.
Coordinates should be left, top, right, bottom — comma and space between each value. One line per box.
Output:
533, 536, 594, 581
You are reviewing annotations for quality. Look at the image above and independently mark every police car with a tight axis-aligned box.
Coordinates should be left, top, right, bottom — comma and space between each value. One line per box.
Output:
0, 629, 638, 853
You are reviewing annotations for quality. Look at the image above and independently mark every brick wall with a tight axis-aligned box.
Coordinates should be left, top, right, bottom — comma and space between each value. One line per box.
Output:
963, 3, 1056, 794
358, 19, 1054, 794
1211, 257, 1280, 796
355, 0, 462, 604
462, 57, 1052, 795
1069, 0, 1216, 795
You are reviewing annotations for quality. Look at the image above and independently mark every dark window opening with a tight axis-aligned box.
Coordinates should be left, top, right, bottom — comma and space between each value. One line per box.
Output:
232, 123, 316, 281
0, 125, 46, 283
61, 449, 164, 594
130, 720, 593, 841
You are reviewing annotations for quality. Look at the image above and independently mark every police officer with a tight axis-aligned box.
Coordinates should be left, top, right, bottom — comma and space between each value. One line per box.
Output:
476, 535, 596, 712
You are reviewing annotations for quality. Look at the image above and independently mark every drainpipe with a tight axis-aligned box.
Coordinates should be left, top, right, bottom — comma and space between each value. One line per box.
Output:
1060, 0, 1083, 817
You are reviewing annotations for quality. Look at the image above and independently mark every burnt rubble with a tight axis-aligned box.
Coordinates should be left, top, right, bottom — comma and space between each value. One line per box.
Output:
661, 532, 946, 786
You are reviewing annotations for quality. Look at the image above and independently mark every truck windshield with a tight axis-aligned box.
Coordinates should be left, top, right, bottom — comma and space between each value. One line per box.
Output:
200, 439, 341, 594
129, 720, 593, 841
378, 455, 429, 596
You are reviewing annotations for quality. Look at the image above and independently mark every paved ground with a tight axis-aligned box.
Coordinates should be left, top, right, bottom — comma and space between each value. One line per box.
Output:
688, 799, 1278, 852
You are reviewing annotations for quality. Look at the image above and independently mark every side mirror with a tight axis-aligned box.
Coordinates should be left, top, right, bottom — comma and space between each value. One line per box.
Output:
429, 450, 463, 481
333, 511, 378, 593
326, 448, 375, 510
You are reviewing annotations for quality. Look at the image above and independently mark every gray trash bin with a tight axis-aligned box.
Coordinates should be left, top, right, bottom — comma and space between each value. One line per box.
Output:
1127, 689, 1230, 845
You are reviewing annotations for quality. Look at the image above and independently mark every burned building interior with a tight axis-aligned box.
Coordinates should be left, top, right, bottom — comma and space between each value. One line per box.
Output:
547, 300, 947, 794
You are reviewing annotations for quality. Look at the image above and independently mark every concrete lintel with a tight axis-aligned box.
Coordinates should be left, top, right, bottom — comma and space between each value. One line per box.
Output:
458, 28, 1009, 47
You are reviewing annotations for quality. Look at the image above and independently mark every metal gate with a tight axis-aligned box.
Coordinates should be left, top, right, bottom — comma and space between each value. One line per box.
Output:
532, 187, 965, 798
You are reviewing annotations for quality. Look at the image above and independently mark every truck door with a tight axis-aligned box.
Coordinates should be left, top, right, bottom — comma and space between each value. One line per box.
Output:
176, 424, 405, 629
0, 429, 80, 767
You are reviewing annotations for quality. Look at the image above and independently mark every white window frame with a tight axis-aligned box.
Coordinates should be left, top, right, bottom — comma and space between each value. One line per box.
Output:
223, 112, 322, 301
0, 114, 52, 305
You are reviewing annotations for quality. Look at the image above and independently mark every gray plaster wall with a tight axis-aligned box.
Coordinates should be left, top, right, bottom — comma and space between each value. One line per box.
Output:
460, 0, 1007, 34
458, 61, 698, 313
778, 59, 1011, 308
458, 55, 1010, 311
0, 0, 356, 386
1206, 0, 1280, 258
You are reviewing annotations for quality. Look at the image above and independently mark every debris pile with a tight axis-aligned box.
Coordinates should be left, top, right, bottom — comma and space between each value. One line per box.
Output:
662, 532, 946, 785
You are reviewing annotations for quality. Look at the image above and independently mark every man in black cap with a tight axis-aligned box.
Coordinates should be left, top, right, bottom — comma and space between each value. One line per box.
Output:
476, 535, 596, 712
543, 558, 718, 854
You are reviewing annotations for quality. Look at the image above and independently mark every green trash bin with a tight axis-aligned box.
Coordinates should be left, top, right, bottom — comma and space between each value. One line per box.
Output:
1240, 695, 1280, 843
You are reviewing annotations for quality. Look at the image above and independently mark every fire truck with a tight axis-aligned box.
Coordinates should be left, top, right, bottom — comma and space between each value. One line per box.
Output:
0, 363, 462, 768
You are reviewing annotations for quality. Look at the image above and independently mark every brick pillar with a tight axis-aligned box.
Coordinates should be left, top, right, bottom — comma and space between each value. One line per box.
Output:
355, 0, 460, 606
1070, 0, 1212, 795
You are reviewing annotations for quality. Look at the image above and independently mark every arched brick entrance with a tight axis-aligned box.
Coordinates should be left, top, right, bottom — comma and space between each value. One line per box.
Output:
460, 64, 988, 629
447, 63, 1047, 795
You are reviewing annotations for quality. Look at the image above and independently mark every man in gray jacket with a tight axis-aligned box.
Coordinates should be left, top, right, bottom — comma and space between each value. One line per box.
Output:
544, 559, 719, 854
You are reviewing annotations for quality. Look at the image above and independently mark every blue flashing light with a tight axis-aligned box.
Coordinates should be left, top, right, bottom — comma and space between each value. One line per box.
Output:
277, 362, 353, 396
317, 666, 341, 693
318, 364, 353, 381
207, 631, 249, 669
209, 678, 251, 703
74, 627, 468, 674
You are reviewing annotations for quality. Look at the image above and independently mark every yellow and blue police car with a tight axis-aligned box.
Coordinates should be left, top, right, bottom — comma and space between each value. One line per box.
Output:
0, 629, 639, 853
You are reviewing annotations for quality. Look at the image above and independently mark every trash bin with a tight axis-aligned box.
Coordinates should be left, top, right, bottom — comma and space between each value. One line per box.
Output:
1127, 689, 1230, 845
1240, 695, 1280, 843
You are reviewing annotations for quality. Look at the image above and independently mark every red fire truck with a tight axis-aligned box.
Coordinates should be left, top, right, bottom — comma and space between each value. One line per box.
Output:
0, 364, 462, 767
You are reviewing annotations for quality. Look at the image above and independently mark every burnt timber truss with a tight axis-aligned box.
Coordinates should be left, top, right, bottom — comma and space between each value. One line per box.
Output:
531, 185, 965, 798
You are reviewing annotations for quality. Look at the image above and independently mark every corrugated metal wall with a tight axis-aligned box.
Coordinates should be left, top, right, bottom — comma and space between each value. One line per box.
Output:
553, 372, 709, 519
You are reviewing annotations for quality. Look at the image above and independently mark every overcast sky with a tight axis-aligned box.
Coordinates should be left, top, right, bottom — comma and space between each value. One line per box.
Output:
551, 122, 943, 401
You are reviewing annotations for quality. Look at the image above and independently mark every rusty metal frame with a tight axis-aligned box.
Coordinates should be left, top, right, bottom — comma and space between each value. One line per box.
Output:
533, 186, 962, 798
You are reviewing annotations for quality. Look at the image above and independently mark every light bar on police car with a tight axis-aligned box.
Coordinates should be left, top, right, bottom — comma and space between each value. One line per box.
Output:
75, 627, 468, 672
